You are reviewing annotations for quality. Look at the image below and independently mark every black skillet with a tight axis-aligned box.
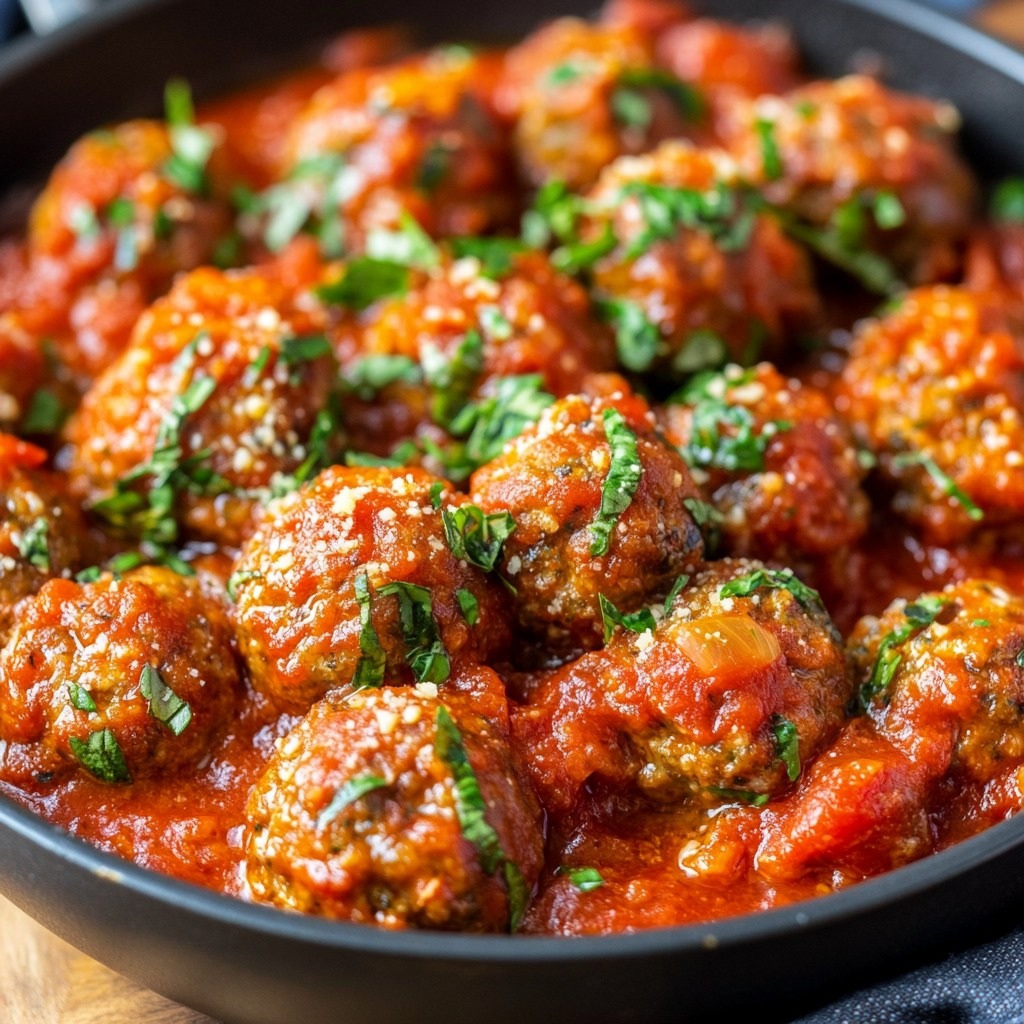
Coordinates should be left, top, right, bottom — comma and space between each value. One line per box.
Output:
3, 1, 1024, 1021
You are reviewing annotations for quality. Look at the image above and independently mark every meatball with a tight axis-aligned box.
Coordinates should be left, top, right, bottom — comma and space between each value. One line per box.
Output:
245, 676, 544, 930
469, 389, 704, 652
657, 363, 870, 570
0, 566, 239, 782
850, 580, 1024, 784
658, 18, 801, 101
29, 119, 233, 291
511, 559, 850, 813
575, 142, 820, 370
63, 263, 338, 548
280, 51, 516, 250
837, 286, 1024, 543
721, 76, 976, 285
338, 249, 615, 459
231, 466, 512, 712
498, 14, 702, 191
0, 435, 92, 637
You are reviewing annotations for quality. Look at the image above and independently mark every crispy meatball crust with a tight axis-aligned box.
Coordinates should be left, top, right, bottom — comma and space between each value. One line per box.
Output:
837, 286, 1024, 543
498, 15, 701, 191
245, 678, 544, 930
232, 466, 512, 712
513, 559, 850, 813
0, 566, 240, 782
582, 142, 821, 368
470, 388, 704, 652
284, 53, 517, 247
721, 76, 976, 284
657, 363, 870, 565
63, 263, 337, 548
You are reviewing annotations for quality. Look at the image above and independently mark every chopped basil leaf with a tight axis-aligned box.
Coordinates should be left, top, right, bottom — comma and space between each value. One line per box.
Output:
772, 715, 800, 782
664, 574, 689, 615
781, 215, 901, 295
595, 297, 661, 372
598, 593, 656, 644
1016, 648, 1024, 669
479, 305, 513, 341
378, 581, 450, 684
422, 329, 484, 428
972, 619, 991, 627
590, 408, 642, 557
107, 197, 139, 272
164, 78, 196, 127
718, 566, 823, 613
872, 191, 906, 230
75, 566, 103, 584
69, 728, 131, 784
521, 180, 585, 251
672, 329, 728, 374
614, 68, 704, 126
20, 388, 67, 435
139, 663, 192, 736
546, 61, 585, 87
343, 354, 423, 398
316, 258, 409, 310
566, 866, 605, 892
353, 572, 387, 689
365, 212, 440, 270
16, 517, 50, 572
429, 481, 445, 509
67, 201, 101, 243
991, 177, 1024, 224
706, 786, 769, 807
226, 569, 261, 603
316, 774, 388, 829
435, 704, 526, 931
441, 504, 515, 572
456, 588, 479, 625
755, 118, 783, 181
683, 497, 724, 554
857, 595, 949, 710
68, 683, 97, 714
163, 80, 215, 195
449, 236, 526, 279
892, 451, 983, 522
344, 441, 421, 469
280, 334, 332, 367
611, 85, 653, 131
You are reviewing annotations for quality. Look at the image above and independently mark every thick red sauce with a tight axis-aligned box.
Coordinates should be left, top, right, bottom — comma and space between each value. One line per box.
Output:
2, 1, 1024, 937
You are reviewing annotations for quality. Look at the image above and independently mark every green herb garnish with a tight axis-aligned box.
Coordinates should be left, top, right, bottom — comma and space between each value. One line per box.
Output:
706, 786, 769, 807
316, 258, 409, 310
16, 517, 50, 572
772, 715, 800, 782
565, 866, 605, 892
590, 408, 642, 557
366, 212, 441, 270
595, 297, 661, 372
139, 663, 192, 736
68, 683, 97, 713
755, 118, 783, 181
598, 593, 657, 644
316, 774, 388, 829
718, 567, 822, 612
353, 572, 387, 689
440, 504, 515, 572
892, 451, 983, 522
378, 581, 450, 684
449, 236, 526, 279
163, 80, 216, 195
20, 389, 67, 435
456, 588, 479, 625
69, 728, 131, 784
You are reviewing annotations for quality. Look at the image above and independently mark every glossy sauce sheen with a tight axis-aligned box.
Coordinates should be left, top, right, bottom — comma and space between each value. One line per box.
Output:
3, 1, 1024, 937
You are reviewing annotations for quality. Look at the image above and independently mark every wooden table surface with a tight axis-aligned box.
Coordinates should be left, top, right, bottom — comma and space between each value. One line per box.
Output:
3, 4, 1024, 1023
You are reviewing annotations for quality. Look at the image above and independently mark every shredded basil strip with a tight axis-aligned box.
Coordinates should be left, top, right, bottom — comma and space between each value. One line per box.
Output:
566, 866, 605, 893
69, 728, 131, 784
353, 572, 387, 689
991, 177, 1024, 223
663, 575, 689, 615
163, 79, 216, 195
68, 683, 97, 713
857, 596, 949, 710
435, 705, 527, 931
755, 118, 783, 181
1017, 648, 1024, 670
20, 388, 67, 435
422, 329, 485, 428
16, 517, 50, 572
772, 715, 801, 782
316, 774, 389, 829
595, 297, 661, 372
139, 663, 192, 736
226, 569, 261, 603
316, 258, 409, 310
718, 566, 823, 613
590, 408, 642, 557
456, 588, 480, 625
365, 213, 441, 270
449, 237, 526, 279
598, 594, 657, 644
706, 786, 769, 807
440, 504, 515, 572
378, 581, 450, 684
892, 451, 984, 522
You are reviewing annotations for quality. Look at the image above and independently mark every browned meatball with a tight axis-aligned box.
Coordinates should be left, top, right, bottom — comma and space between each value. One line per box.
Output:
720, 76, 976, 285
231, 466, 512, 712
657, 363, 870, 571
338, 249, 615, 460
512, 559, 850, 813
245, 676, 544, 930
567, 142, 820, 370
62, 262, 338, 549
498, 14, 703, 191
470, 388, 704, 653
837, 286, 1024, 543
279, 52, 516, 251
849, 580, 1024, 785
0, 436, 92, 639
0, 566, 239, 783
